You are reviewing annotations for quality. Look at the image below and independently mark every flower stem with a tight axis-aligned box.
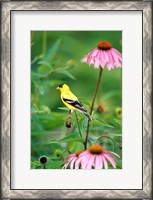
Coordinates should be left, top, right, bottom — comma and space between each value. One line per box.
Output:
84, 67, 103, 150
90, 67, 103, 116
74, 111, 82, 139
42, 31, 47, 61
98, 135, 122, 149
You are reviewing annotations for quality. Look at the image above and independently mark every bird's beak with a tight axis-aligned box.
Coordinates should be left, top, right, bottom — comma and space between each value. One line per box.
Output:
56, 86, 59, 90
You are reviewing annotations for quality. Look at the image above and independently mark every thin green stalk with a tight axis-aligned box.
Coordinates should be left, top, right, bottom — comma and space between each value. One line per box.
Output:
38, 66, 72, 80
98, 135, 122, 149
74, 111, 82, 139
42, 31, 47, 61
46, 66, 71, 77
84, 67, 103, 150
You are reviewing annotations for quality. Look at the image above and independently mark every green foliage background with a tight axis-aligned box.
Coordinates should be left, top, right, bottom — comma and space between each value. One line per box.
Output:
31, 31, 122, 169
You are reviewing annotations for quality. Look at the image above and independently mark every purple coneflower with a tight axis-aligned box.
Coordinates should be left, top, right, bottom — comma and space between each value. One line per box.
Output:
76, 145, 120, 169
82, 41, 122, 70
62, 150, 84, 169
83, 41, 122, 149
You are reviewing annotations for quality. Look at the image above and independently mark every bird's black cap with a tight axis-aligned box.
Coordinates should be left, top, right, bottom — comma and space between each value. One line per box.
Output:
58, 83, 64, 88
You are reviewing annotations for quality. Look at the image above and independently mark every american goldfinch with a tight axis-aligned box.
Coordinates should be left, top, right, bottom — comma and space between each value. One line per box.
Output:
56, 84, 92, 121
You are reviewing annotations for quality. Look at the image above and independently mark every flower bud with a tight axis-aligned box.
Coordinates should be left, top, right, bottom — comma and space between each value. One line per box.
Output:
115, 107, 122, 118
67, 59, 77, 67
65, 121, 73, 128
97, 104, 104, 113
54, 149, 63, 157
39, 156, 48, 165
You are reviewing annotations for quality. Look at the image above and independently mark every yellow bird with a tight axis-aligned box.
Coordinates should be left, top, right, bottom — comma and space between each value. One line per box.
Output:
56, 84, 92, 121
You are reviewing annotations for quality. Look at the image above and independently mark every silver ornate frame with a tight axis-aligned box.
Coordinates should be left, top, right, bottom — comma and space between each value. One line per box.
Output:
1, 1, 152, 199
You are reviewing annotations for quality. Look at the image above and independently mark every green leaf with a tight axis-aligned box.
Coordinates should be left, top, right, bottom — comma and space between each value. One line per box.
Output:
47, 160, 65, 169
57, 70, 76, 80
31, 71, 45, 78
31, 54, 43, 65
39, 105, 51, 114
81, 118, 88, 130
46, 39, 61, 62
31, 161, 37, 169
32, 104, 51, 114
113, 118, 122, 125
106, 133, 122, 137
35, 166, 43, 169
39, 85, 46, 95
38, 61, 52, 68
32, 112, 66, 129
31, 104, 38, 113
32, 130, 53, 137
31, 160, 43, 169
37, 65, 51, 74
88, 134, 99, 144
32, 115, 44, 131
68, 142, 84, 153
102, 90, 121, 101
49, 134, 84, 144
58, 107, 69, 111
116, 160, 122, 169
91, 119, 115, 129
49, 79, 62, 86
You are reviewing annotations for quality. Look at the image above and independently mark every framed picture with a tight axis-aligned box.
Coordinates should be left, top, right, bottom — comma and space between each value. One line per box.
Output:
1, 0, 152, 199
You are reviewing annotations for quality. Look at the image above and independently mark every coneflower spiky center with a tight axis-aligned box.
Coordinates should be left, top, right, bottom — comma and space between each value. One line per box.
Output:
97, 41, 112, 50
89, 145, 103, 154
75, 150, 84, 157
39, 156, 47, 164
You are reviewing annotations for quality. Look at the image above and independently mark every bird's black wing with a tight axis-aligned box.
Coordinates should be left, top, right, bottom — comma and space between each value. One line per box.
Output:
63, 98, 87, 112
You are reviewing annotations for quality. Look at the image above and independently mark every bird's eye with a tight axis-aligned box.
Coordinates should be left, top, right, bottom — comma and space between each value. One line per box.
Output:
58, 84, 64, 88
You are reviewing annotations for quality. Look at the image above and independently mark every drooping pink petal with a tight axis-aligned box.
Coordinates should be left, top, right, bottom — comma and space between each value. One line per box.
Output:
94, 60, 99, 68
106, 62, 112, 71
82, 44, 122, 70
68, 154, 75, 158
107, 51, 115, 69
107, 153, 117, 162
63, 155, 69, 160
102, 156, 108, 169
80, 153, 91, 162
62, 161, 70, 169
103, 50, 109, 63
111, 50, 120, 67
75, 153, 90, 169
66, 156, 76, 167
86, 49, 98, 64
99, 51, 105, 68
109, 151, 120, 158
103, 153, 116, 169
81, 154, 91, 169
68, 154, 76, 161
82, 57, 87, 62
111, 48, 122, 62
87, 50, 94, 63
94, 154, 103, 169
75, 157, 82, 169
91, 48, 99, 56
70, 157, 77, 169
112, 48, 122, 56
86, 154, 95, 169
79, 150, 90, 157
87, 54, 93, 64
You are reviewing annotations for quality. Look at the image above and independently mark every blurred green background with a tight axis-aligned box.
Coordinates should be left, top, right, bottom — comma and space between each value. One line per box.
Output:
31, 31, 122, 169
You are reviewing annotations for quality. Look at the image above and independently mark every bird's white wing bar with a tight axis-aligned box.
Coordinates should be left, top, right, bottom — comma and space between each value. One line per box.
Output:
63, 98, 87, 112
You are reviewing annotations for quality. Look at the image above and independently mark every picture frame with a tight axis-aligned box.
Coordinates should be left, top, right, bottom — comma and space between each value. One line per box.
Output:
1, 0, 152, 199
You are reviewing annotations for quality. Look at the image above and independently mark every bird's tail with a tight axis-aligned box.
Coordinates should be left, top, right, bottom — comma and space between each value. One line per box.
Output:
83, 111, 93, 122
